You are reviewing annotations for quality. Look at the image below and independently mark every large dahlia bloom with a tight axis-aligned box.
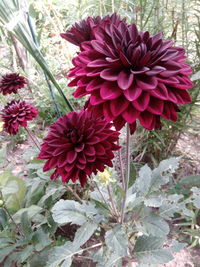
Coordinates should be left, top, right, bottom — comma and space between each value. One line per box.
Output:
1, 100, 38, 135
60, 13, 125, 46
67, 16, 193, 133
0, 73, 27, 95
38, 110, 120, 187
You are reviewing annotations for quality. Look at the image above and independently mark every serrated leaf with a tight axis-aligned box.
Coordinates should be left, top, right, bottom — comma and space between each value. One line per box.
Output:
21, 211, 32, 236
46, 242, 79, 267
73, 221, 98, 249
105, 225, 129, 257
159, 194, 194, 219
13, 205, 43, 223
132, 165, 152, 196
32, 228, 52, 251
0, 143, 7, 168
0, 172, 26, 212
136, 209, 169, 237
134, 236, 173, 264
191, 187, 200, 209
38, 184, 66, 208
52, 200, 98, 226
179, 175, 200, 187
144, 193, 166, 207
0, 208, 8, 230
92, 246, 122, 267
25, 179, 46, 207
0, 245, 17, 263
17, 245, 34, 263
129, 162, 137, 188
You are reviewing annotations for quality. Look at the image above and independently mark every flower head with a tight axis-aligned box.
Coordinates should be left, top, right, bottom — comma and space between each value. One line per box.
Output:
60, 13, 125, 46
0, 73, 27, 95
67, 15, 193, 133
1, 100, 38, 135
95, 169, 116, 186
38, 110, 120, 187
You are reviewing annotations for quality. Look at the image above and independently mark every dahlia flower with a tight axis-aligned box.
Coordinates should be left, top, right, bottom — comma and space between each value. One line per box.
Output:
67, 15, 193, 133
0, 73, 27, 95
38, 110, 120, 187
1, 100, 38, 135
60, 13, 125, 46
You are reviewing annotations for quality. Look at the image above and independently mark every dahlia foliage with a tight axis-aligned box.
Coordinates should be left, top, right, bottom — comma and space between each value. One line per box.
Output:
1, 100, 38, 135
63, 13, 193, 133
0, 73, 27, 95
38, 110, 120, 187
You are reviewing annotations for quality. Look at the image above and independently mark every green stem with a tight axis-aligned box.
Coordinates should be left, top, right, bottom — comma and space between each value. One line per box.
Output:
64, 184, 83, 204
24, 127, 40, 150
120, 124, 131, 224
106, 184, 119, 219
118, 141, 125, 190
0, 191, 24, 236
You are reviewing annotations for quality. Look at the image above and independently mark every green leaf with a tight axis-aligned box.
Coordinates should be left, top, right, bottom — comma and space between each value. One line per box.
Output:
0, 143, 7, 168
191, 70, 200, 81
20, 211, 32, 236
105, 225, 129, 257
0, 171, 26, 212
92, 246, 122, 267
144, 193, 166, 208
135, 209, 169, 237
159, 194, 193, 219
25, 179, 46, 207
134, 236, 173, 264
128, 162, 137, 188
191, 187, 200, 209
0, 208, 8, 230
52, 200, 98, 226
13, 205, 43, 223
32, 228, 52, 252
17, 245, 34, 263
73, 221, 98, 249
38, 184, 66, 208
46, 241, 80, 267
0, 245, 17, 263
179, 175, 200, 187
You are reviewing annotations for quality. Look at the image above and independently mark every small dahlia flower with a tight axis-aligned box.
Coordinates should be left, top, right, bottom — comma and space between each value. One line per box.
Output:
60, 13, 125, 46
38, 110, 120, 187
1, 100, 38, 135
67, 15, 193, 133
0, 73, 27, 95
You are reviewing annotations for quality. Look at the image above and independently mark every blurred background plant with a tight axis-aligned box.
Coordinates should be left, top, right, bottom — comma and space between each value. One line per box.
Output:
0, 0, 199, 163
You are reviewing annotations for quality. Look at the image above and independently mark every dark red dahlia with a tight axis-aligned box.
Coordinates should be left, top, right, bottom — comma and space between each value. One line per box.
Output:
1, 100, 38, 135
68, 16, 193, 133
38, 110, 120, 187
60, 13, 125, 46
0, 73, 27, 95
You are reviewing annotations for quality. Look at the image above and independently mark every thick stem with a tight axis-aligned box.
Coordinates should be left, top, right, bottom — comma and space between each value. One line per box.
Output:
120, 124, 131, 224
64, 184, 83, 204
107, 184, 119, 219
24, 127, 40, 150
118, 140, 125, 190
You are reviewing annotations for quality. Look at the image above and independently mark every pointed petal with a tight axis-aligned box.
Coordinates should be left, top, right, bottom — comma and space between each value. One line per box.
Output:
117, 71, 134, 90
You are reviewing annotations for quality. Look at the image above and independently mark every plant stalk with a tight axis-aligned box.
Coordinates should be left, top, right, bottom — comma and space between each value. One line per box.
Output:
118, 140, 125, 190
0, 191, 24, 236
106, 184, 119, 219
24, 127, 40, 150
64, 184, 83, 204
120, 124, 131, 224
